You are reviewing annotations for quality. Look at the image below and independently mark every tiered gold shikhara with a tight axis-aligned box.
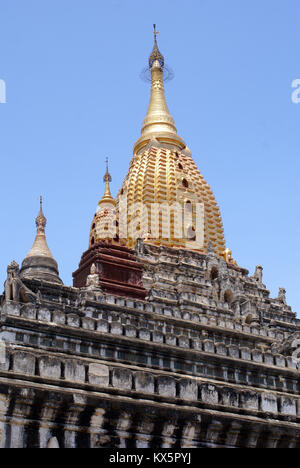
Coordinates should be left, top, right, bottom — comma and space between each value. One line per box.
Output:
90, 26, 230, 259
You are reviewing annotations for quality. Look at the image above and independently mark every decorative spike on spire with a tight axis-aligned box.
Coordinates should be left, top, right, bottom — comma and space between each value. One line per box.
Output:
134, 26, 185, 153
89, 159, 116, 247
103, 157, 112, 183
98, 158, 114, 205
26, 197, 54, 259
149, 24, 164, 69
35, 195, 47, 234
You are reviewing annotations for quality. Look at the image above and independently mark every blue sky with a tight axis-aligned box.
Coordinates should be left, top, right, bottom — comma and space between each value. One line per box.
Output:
0, 0, 299, 314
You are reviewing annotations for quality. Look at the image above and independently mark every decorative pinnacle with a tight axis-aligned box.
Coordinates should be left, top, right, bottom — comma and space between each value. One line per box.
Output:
134, 26, 186, 153
25, 196, 54, 259
103, 157, 112, 183
98, 158, 114, 205
35, 195, 47, 233
149, 24, 164, 69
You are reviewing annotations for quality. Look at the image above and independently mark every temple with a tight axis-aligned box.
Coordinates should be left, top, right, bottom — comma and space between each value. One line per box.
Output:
0, 28, 299, 448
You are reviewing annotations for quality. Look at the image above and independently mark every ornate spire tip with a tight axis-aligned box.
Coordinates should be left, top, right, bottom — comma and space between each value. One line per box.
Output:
149, 24, 164, 69
36, 195, 46, 230
104, 158, 112, 183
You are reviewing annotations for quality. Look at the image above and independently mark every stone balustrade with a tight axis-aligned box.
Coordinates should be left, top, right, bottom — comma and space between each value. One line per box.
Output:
0, 347, 299, 419
1, 302, 298, 371
2, 297, 289, 341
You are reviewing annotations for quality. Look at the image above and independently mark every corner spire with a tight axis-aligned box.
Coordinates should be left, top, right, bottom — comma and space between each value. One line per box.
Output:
26, 196, 54, 259
133, 25, 186, 154
89, 160, 116, 247
20, 198, 62, 284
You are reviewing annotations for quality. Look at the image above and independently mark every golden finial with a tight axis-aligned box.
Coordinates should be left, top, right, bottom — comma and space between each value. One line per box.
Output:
153, 24, 160, 51
134, 26, 185, 153
98, 158, 114, 206
103, 157, 112, 184
149, 24, 164, 69
90, 159, 116, 246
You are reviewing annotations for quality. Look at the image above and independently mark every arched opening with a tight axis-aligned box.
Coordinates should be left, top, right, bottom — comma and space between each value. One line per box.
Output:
178, 163, 183, 170
210, 267, 218, 280
91, 237, 95, 245
182, 178, 189, 189
92, 223, 96, 229
224, 290, 233, 305
9, 284, 13, 301
185, 200, 192, 212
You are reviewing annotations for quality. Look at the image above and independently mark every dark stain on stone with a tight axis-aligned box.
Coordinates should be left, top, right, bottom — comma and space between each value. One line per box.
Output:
4, 390, 17, 448
24, 392, 47, 448
172, 418, 185, 449
75, 405, 95, 448
149, 417, 166, 449
51, 399, 72, 449
100, 407, 120, 448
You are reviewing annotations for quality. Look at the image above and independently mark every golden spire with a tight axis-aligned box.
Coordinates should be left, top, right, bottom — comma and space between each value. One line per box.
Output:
26, 196, 55, 259
133, 25, 186, 154
89, 160, 116, 247
116, 28, 227, 257
98, 158, 114, 206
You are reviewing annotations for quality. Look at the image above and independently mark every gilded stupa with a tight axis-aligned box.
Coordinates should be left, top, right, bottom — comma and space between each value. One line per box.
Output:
89, 158, 117, 247
115, 26, 226, 257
